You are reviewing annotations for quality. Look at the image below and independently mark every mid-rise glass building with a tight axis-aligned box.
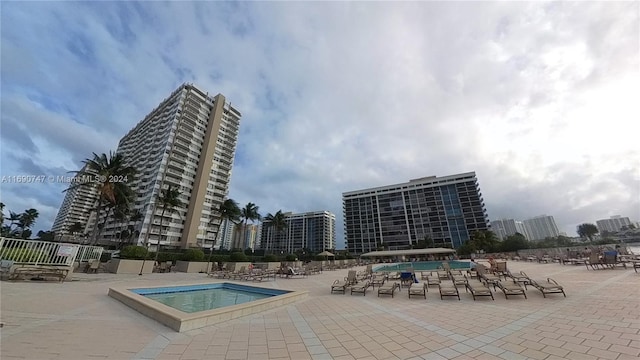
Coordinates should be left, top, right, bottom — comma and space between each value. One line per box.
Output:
343, 172, 490, 254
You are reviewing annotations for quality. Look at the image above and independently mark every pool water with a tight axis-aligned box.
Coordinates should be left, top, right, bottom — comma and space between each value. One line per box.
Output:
132, 283, 287, 313
375, 260, 470, 272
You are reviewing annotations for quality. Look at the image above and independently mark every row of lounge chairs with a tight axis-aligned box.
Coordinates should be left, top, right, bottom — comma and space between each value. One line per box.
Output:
208, 266, 278, 282
332, 266, 566, 300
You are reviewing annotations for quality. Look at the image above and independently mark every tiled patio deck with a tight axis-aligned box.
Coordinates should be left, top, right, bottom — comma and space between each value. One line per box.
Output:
1, 261, 638, 360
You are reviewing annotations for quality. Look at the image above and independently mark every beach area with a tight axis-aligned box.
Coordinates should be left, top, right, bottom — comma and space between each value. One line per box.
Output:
1, 259, 639, 360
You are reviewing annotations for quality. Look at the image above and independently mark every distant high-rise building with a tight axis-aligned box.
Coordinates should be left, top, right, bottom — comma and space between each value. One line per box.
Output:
231, 223, 260, 250
523, 215, 560, 240
51, 164, 99, 241
490, 219, 530, 240
88, 83, 242, 250
596, 215, 632, 233
343, 172, 490, 254
260, 211, 336, 254
218, 218, 235, 250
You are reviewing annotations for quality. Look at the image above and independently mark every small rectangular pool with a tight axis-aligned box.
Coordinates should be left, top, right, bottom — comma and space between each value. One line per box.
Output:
109, 282, 307, 332
131, 283, 288, 313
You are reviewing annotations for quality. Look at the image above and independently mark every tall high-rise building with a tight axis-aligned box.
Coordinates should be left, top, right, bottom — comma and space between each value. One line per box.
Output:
523, 215, 559, 240
51, 164, 99, 241
90, 83, 242, 250
490, 218, 530, 240
218, 218, 236, 250
260, 211, 336, 254
596, 215, 632, 233
343, 172, 490, 254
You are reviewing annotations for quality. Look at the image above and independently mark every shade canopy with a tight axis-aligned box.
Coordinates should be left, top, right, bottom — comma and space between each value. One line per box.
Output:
317, 251, 335, 257
360, 248, 456, 258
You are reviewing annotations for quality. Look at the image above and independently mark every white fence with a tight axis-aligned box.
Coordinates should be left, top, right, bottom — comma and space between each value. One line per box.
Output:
0, 237, 103, 266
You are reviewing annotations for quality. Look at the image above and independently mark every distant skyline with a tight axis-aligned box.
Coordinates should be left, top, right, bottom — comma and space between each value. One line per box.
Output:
1, 2, 639, 249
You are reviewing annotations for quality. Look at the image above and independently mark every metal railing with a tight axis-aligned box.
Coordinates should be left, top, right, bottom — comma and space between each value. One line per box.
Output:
0, 237, 103, 266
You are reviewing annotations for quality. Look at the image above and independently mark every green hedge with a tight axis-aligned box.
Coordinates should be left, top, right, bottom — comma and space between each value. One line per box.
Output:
181, 249, 205, 262
229, 252, 248, 262
120, 245, 148, 260
0, 248, 47, 262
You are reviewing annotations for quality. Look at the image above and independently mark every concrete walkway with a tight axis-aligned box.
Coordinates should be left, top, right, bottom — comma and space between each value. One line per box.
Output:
1, 261, 639, 359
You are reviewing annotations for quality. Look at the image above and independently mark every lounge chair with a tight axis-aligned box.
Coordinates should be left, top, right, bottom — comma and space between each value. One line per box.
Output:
370, 274, 386, 289
350, 281, 370, 296
527, 278, 566, 298
331, 279, 348, 294
493, 262, 508, 280
476, 264, 501, 290
586, 254, 605, 270
634, 261, 640, 273
425, 273, 441, 288
466, 282, 494, 301
496, 281, 527, 299
86, 259, 100, 274
345, 270, 358, 286
507, 270, 531, 288
449, 272, 469, 291
408, 282, 426, 299
602, 251, 626, 269
377, 282, 400, 297
438, 282, 460, 300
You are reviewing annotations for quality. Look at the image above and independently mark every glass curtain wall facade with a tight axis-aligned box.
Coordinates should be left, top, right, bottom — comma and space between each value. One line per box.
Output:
343, 172, 490, 254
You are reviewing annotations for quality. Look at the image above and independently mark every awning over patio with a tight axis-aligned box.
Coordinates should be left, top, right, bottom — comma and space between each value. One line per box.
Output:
360, 248, 456, 258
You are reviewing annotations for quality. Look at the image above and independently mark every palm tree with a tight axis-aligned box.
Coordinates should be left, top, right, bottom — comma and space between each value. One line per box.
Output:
210, 199, 241, 248
0, 202, 4, 225
69, 152, 136, 245
125, 209, 144, 246
18, 208, 39, 239
263, 210, 287, 254
206, 199, 241, 271
7, 211, 21, 235
239, 202, 260, 250
112, 204, 130, 247
153, 185, 182, 262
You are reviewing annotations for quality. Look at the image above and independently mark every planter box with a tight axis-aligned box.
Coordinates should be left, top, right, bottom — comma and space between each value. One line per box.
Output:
174, 261, 211, 273
105, 259, 154, 274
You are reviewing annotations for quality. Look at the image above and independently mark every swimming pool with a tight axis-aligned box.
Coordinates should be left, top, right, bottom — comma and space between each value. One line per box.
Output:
109, 282, 308, 332
375, 260, 470, 272
132, 283, 287, 313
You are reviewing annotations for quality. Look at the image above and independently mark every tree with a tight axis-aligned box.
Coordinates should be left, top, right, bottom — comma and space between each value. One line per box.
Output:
0, 202, 4, 225
263, 210, 287, 254
71, 151, 136, 245
36, 230, 56, 241
499, 233, 529, 252
239, 202, 260, 250
68, 222, 84, 242
209, 199, 241, 249
7, 211, 22, 235
154, 185, 182, 261
577, 223, 599, 242
18, 208, 39, 239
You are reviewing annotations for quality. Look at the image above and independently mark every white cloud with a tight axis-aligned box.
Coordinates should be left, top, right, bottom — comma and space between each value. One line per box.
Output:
1, 1, 638, 244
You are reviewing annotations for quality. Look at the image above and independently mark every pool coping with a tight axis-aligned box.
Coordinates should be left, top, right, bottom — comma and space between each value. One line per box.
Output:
108, 282, 308, 332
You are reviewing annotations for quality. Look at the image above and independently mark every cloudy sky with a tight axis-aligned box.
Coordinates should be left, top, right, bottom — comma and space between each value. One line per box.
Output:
1, 1, 638, 247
